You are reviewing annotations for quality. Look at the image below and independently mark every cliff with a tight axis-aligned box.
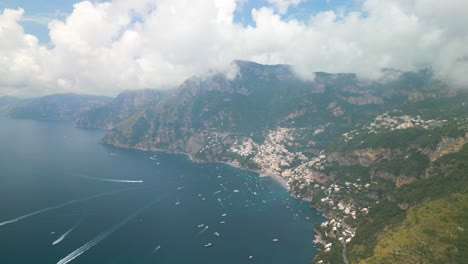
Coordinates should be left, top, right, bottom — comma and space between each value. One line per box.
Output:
75, 89, 166, 129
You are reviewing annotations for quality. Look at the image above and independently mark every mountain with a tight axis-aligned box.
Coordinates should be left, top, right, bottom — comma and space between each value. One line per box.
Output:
74, 89, 167, 129
0, 96, 19, 114
6, 93, 112, 121
42, 60, 468, 263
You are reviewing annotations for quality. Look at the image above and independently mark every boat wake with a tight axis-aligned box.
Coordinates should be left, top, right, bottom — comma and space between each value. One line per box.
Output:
194, 225, 209, 238
217, 198, 226, 209
78, 174, 143, 183
53, 223, 79, 246
57, 196, 164, 264
0, 188, 140, 228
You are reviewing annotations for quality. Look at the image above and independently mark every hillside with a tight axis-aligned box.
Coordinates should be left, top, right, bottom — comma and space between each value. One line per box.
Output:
98, 61, 468, 263
6, 93, 111, 121
74, 89, 167, 129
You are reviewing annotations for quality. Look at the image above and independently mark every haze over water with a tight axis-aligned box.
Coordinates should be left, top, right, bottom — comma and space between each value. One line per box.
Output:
0, 117, 322, 264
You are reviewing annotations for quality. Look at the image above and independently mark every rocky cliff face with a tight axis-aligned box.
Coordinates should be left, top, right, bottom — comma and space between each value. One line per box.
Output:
75, 89, 166, 129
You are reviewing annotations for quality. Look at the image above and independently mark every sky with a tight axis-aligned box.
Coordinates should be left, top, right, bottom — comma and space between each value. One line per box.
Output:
0, 0, 467, 97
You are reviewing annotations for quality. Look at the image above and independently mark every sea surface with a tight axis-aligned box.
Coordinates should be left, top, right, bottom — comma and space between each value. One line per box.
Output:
0, 117, 323, 264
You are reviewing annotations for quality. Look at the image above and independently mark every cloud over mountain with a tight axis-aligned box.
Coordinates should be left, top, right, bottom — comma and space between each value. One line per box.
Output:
1, 0, 467, 97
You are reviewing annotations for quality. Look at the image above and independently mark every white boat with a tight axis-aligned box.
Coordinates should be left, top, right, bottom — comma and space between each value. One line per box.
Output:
197, 224, 204, 228
233, 190, 240, 193
219, 221, 225, 224
204, 243, 212, 248
152, 245, 161, 253
177, 186, 184, 190
273, 239, 279, 242
214, 232, 220, 236
249, 256, 253, 259
222, 213, 227, 217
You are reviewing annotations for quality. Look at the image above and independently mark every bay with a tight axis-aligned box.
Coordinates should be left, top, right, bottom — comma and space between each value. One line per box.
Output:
0, 117, 323, 264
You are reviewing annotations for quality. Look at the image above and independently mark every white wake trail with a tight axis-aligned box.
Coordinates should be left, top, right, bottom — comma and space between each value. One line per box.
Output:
53, 224, 79, 246
78, 174, 143, 183
0, 188, 140, 227
217, 198, 226, 209
57, 196, 165, 264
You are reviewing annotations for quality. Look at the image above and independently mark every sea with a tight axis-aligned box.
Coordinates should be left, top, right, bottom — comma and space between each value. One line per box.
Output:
0, 117, 323, 264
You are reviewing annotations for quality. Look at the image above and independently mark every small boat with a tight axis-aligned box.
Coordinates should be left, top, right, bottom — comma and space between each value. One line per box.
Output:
205, 243, 212, 248
219, 221, 225, 224
273, 239, 279, 242
197, 224, 204, 228
222, 213, 227, 217
177, 186, 184, 190
249, 256, 253, 259
233, 190, 240, 193
214, 232, 220, 236
110, 153, 118, 156
175, 201, 180, 205
152, 245, 161, 253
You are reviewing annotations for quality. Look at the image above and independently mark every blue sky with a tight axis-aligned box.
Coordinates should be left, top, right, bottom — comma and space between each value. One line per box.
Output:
0, 0, 351, 43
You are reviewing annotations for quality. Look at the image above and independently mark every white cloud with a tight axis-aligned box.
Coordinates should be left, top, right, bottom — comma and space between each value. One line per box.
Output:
0, 0, 467, 97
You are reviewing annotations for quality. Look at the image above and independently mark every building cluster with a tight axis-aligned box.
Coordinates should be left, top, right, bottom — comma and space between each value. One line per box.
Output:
341, 113, 448, 142
319, 218, 355, 251
230, 127, 329, 192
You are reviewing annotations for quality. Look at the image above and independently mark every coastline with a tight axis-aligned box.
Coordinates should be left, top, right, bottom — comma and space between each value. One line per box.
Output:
101, 141, 327, 253
101, 141, 292, 191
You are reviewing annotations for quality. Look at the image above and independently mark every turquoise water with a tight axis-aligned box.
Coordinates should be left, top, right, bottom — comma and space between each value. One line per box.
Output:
0, 117, 323, 264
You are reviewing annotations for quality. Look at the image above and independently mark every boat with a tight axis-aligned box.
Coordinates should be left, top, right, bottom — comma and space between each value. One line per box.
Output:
152, 245, 161, 253
219, 221, 225, 224
177, 186, 184, 190
214, 232, 220, 236
273, 239, 279, 242
233, 190, 240, 193
197, 224, 204, 228
249, 256, 253, 259
222, 213, 227, 217
204, 243, 212, 247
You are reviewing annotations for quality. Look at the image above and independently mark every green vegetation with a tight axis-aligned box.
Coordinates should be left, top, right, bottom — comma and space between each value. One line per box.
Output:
360, 193, 468, 264
376, 151, 429, 178
346, 144, 468, 263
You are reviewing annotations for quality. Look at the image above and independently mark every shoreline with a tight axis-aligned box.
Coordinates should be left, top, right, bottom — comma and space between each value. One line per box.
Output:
101, 141, 292, 191
101, 141, 327, 252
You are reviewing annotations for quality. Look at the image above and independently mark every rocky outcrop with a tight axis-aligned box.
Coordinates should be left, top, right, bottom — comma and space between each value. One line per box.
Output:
328, 148, 392, 167
75, 89, 166, 129
343, 94, 384, 105
428, 134, 468, 162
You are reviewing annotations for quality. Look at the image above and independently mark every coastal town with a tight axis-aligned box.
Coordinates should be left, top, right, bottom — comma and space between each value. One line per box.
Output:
225, 111, 457, 260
